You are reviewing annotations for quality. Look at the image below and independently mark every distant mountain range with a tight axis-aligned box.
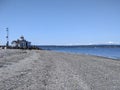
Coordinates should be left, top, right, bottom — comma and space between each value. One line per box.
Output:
39, 44, 120, 48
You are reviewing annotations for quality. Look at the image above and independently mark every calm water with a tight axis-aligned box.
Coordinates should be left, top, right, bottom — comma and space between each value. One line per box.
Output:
39, 46, 120, 59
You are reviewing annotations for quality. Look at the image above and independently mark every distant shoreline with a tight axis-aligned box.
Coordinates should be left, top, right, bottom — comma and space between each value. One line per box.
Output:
39, 44, 120, 48
1, 45, 120, 49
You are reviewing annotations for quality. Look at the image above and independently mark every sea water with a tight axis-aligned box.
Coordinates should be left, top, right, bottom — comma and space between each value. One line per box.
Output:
39, 46, 120, 60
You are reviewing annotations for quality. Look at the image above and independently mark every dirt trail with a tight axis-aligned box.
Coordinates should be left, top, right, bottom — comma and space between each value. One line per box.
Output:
0, 50, 120, 90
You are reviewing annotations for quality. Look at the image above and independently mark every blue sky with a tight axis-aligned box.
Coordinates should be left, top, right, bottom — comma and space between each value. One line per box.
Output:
0, 0, 120, 45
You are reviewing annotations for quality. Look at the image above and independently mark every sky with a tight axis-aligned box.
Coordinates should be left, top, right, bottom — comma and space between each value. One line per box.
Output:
0, 0, 120, 45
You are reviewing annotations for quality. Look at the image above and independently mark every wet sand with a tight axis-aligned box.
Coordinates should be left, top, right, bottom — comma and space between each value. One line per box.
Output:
0, 49, 120, 90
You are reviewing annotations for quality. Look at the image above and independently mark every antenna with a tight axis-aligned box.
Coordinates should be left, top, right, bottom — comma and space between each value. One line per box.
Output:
6, 28, 9, 47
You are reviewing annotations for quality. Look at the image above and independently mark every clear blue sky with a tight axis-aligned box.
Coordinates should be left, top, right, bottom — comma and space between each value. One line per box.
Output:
0, 0, 120, 45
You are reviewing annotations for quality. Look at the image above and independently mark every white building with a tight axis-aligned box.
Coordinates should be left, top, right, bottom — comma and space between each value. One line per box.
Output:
11, 36, 31, 48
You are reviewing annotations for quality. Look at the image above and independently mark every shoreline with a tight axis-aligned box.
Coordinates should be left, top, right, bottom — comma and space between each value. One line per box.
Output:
39, 46, 120, 60
47, 50, 120, 61
0, 49, 120, 90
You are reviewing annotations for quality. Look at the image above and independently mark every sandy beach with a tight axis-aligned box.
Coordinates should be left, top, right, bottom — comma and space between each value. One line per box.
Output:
0, 49, 120, 90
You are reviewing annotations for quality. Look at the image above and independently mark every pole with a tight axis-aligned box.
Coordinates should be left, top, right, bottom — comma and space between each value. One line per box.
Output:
6, 28, 9, 47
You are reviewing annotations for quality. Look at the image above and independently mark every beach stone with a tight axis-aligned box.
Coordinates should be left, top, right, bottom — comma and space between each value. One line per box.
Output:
0, 49, 120, 90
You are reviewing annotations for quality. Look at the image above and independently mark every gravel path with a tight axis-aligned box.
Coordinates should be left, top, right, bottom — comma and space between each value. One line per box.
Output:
0, 49, 120, 90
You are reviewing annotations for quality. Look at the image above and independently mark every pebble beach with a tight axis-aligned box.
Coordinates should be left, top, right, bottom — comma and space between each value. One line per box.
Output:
0, 49, 120, 90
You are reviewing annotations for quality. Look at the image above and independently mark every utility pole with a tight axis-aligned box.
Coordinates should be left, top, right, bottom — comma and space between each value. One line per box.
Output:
6, 28, 9, 47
